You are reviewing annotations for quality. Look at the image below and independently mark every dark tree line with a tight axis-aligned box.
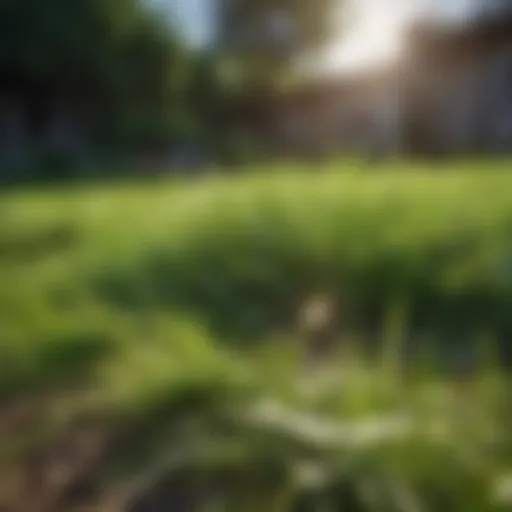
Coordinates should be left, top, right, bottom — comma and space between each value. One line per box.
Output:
0, 0, 234, 173
0, 0, 339, 176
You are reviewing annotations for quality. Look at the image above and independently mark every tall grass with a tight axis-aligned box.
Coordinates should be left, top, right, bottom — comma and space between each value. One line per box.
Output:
0, 162, 511, 510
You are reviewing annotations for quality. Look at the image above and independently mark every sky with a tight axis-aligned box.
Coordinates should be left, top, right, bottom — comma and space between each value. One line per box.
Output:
149, 0, 215, 46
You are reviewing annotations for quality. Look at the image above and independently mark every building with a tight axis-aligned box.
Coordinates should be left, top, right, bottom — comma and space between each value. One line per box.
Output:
265, 2, 512, 157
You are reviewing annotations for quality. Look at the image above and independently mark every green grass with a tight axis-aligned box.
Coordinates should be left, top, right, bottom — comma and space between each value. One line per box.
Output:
0, 161, 511, 510
3, 164, 512, 350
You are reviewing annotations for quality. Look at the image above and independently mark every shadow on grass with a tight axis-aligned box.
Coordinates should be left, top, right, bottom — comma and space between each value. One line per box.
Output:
0, 331, 116, 405
88, 243, 512, 366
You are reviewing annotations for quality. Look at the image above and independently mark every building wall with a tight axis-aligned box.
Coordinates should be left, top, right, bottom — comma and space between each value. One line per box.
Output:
479, 51, 512, 151
271, 30, 512, 158
395, 29, 512, 155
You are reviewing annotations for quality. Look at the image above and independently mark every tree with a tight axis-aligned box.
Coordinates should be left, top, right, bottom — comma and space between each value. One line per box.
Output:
217, 0, 337, 90
0, 0, 192, 151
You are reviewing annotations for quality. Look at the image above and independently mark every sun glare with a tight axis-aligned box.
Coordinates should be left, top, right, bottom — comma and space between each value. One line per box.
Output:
328, 0, 417, 74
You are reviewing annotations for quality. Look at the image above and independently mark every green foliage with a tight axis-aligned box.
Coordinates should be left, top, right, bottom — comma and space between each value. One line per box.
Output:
0, 0, 204, 155
0, 0, 142, 91
55, 165, 512, 346
1, 163, 512, 509
2, 162, 512, 346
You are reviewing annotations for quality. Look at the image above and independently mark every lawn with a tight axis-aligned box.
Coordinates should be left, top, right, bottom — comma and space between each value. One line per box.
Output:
0, 161, 511, 511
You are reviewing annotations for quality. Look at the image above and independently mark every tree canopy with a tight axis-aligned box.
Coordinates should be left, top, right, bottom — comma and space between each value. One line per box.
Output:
0, 0, 195, 148
218, 0, 336, 89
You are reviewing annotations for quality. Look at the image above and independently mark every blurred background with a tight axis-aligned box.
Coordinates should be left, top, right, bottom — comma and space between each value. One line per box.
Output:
1, 1, 512, 511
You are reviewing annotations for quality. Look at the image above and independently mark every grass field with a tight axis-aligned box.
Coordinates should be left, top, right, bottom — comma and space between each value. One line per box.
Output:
0, 161, 511, 510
